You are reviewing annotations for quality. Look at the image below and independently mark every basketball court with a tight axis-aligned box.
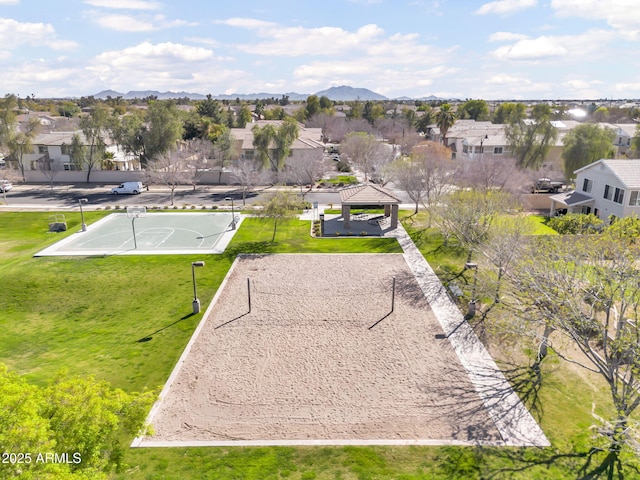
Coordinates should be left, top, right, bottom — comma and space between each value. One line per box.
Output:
35, 210, 241, 256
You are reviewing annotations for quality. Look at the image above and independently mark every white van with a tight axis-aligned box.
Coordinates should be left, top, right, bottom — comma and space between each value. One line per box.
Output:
111, 181, 143, 195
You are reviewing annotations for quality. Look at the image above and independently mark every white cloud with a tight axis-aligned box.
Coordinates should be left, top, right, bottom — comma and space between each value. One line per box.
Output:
493, 36, 566, 60
83, 0, 161, 9
0, 17, 77, 50
94, 14, 156, 32
491, 29, 614, 61
90, 13, 196, 32
551, 0, 640, 40
486, 74, 529, 84
488, 32, 529, 42
218, 18, 277, 29
475, 0, 537, 15
84, 41, 253, 93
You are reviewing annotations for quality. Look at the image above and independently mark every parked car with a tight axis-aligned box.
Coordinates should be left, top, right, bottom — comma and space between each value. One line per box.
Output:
0, 180, 12, 192
111, 181, 143, 195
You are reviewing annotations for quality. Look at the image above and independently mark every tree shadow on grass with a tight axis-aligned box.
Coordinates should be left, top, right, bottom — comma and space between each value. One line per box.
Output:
136, 312, 196, 343
484, 446, 640, 479
221, 241, 275, 260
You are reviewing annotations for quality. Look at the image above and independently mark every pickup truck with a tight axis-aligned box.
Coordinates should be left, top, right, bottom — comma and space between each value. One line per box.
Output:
531, 178, 564, 193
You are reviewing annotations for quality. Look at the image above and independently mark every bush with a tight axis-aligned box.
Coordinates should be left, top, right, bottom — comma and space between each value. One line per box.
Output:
547, 213, 604, 234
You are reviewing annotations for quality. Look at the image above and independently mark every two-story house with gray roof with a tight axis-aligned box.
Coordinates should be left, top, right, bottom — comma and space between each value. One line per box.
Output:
549, 159, 640, 221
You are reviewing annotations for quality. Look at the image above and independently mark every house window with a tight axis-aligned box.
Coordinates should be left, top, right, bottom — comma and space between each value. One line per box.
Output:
493, 147, 503, 154
61, 144, 70, 155
614, 187, 625, 204
629, 191, 640, 206
462, 145, 468, 154
604, 184, 613, 200
38, 145, 47, 154
581, 206, 591, 214
582, 178, 592, 193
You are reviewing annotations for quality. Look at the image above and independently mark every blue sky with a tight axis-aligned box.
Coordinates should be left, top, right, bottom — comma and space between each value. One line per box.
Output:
0, 0, 638, 100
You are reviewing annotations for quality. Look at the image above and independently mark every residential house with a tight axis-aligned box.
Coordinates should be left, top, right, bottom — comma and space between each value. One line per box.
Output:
230, 119, 325, 165
549, 159, 640, 221
14, 131, 139, 173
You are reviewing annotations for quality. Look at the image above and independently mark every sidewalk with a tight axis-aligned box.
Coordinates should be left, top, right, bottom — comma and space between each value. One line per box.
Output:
384, 224, 549, 447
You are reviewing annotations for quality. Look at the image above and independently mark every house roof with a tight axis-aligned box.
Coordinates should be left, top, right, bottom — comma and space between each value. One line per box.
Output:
575, 159, 640, 188
32, 131, 88, 145
549, 190, 594, 207
339, 183, 401, 205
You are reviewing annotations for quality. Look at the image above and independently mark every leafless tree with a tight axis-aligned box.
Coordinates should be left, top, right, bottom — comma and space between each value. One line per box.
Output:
147, 150, 189, 205
459, 155, 529, 194
231, 158, 273, 206
287, 149, 327, 201
35, 157, 61, 191
340, 132, 387, 182
435, 188, 517, 263
393, 141, 454, 215
181, 138, 214, 191
498, 231, 640, 478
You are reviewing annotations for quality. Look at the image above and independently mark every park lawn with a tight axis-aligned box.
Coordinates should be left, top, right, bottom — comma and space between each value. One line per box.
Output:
0, 211, 635, 479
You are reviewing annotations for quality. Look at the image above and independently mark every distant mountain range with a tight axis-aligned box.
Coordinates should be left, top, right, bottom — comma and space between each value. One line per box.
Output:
92, 85, 446, 102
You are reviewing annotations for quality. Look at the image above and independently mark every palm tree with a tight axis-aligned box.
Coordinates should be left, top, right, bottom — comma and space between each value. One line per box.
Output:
435, 103, 455, 145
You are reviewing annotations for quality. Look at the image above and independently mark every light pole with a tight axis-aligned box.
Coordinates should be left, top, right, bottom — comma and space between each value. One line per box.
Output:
78, 198, 88, 231
479, 134, 488, 158
191, 261, 205, 313
225, 196, 236, 230
465, 262, 478, 317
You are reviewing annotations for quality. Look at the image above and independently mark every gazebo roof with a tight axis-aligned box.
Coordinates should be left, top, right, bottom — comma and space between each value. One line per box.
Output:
339, 183, 401, 205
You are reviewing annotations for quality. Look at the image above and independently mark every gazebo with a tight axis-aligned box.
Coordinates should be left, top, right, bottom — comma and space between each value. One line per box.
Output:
339, 183, 401, 230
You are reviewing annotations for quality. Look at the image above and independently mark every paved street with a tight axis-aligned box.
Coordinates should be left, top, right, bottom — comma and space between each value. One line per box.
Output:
0, 183, 413, 211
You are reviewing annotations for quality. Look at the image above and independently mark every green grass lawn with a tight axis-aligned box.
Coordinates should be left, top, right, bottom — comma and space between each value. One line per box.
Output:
0, 211, 635, 479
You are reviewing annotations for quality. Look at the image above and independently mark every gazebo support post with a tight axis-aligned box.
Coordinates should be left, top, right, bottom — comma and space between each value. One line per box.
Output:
342, 204, 351, 228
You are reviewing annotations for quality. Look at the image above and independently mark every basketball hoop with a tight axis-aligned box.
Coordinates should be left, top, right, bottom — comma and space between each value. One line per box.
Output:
126, 206, 147, 249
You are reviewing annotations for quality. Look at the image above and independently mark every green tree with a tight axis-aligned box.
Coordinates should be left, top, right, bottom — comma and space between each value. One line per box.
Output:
196, 94, 225, 124
363, 101, 384, 125
435, 103, 455, 144
458, 99, 490, 121
143, 100, 183, 163
0, 365, 155, 480
237, 105, 253, 128
305, 95, 320, 120
111, 101, 183, 168
260, 190, 301, 242
561, 123, 616, 178
319, 95, 333, 110
492, 102, 526, 124
251, 118, 299, 174
79, 104, 109, 182
109, 110, 147, 167
415, 105, 435, 134
505, 104, 557, 170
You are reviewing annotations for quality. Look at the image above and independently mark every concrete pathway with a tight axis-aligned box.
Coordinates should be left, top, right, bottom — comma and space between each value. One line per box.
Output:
385, 224, 549, 447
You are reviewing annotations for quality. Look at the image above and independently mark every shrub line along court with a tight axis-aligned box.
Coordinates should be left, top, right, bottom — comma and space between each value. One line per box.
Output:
130, 221, 548, 448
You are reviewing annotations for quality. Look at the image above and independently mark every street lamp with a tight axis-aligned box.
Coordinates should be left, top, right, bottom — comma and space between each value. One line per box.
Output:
225, 196, 236, 230
465, 262, 478, 317
78, 198, 88, 231
479, 134, 489, 156
191, 261, 205, 313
